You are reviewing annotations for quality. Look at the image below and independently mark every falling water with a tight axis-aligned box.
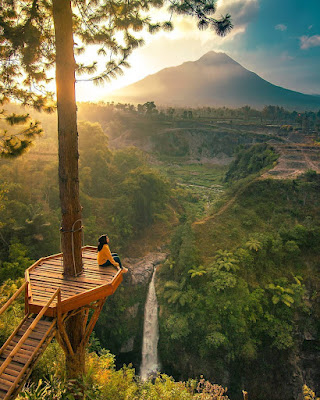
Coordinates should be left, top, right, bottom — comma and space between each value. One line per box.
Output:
140, 268, 160, 381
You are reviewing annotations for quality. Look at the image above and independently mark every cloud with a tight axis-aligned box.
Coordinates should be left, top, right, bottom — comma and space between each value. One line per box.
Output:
275, 24, 287, 31
280, 51, 294, 61
217, 0, 259, 27
300, 35, 320, 49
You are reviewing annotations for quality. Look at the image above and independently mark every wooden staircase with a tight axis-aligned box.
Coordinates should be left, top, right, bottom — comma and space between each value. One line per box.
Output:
0, 287, 58, 400
0, 248, 124, 400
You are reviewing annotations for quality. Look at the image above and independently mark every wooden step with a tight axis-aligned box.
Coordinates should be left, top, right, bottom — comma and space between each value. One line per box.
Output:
0, 316, 56, 400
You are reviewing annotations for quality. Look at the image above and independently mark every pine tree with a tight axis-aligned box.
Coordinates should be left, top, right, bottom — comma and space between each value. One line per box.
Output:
0, 0, 232, 377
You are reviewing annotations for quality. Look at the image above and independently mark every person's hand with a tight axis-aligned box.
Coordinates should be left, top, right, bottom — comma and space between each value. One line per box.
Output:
113, 262, 120, 268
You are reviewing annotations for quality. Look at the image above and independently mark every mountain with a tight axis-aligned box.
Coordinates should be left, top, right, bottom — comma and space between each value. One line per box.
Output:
107, 51, 320, 110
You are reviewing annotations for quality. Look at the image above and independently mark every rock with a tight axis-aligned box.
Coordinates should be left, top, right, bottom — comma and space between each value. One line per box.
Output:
123, 252, 168, 286
126, 303, 140, 318
120, 336, 135, 353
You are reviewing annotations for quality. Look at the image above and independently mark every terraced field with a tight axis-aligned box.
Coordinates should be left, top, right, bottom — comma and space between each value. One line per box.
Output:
263, 136, 320, 179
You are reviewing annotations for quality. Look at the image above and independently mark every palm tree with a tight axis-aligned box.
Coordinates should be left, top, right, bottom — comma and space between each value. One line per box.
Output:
245, 238, 262, 252
188, 265, 207, 278
163, 278, 190, 306
266, 283, 295, 307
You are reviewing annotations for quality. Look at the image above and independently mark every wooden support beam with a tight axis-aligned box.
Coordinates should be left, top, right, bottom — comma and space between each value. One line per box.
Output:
56, 290, 74, 357
83, 309, 89, 331
80, 298, 106, 348
25, 270, 32, 305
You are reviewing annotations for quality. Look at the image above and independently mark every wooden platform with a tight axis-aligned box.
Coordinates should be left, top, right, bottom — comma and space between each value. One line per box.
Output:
0, 316, 56, 400
26, 246, 123, 317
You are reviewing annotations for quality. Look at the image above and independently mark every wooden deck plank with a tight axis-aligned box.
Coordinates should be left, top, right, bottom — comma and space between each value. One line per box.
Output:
25, 248, 123, 313
30, 285, 104, 297
37, 262, 117, 278
30, 270, 106, 286
30, 269, 98, 283
30, 283, 82, 295
2, 347, 33, 358
16, 331, 50, 342
0, 367, 19, 378
30, 273, 99, 288
35, 264, 116, 279
0, 380, 10, 390
30, 279, 96, 293
40, 255, 118, 271
0, 359, 23, 372
4, 342, 36, 354
1, 373, 17, 384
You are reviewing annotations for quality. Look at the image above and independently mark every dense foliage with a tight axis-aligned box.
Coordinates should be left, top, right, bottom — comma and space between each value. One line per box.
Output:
225, 143, 279, 182
0, 120, 171, 284
157, 172, 320, 399
1, 103, 320, 399
17, 351, 230, 400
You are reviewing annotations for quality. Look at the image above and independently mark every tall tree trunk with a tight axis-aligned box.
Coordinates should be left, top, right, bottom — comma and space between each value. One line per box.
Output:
53, 0, 83, 277
52, 0, 85, 378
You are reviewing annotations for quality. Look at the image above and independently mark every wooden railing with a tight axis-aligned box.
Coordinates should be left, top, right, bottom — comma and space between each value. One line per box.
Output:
0, 288, 60, 378
0, 282, 27, 317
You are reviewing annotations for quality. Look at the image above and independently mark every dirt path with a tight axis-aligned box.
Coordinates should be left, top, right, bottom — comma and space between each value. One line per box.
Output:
194, 178, 258, 226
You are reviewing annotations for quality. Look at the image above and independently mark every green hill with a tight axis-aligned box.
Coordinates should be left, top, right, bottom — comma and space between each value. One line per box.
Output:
156, 170, 320, 400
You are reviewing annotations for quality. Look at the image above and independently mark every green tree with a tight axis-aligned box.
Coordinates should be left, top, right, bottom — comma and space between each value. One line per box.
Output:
163, 278, 191, 306
0, 0, 232, 378
0, 112, 43, 157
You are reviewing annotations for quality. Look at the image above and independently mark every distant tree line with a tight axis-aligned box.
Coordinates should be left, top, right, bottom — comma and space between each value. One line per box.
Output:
79, 102, 320, 133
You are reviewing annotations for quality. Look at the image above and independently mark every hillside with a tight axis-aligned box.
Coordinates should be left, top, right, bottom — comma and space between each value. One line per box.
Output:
108, 51, 320, 110
1, 103, 320, 399
157, 171, 320, 400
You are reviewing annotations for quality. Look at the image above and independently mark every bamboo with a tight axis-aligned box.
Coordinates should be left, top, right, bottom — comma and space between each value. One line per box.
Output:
3, 319, 56, 400
0, 288, 59, 377
0, 282, 27, 317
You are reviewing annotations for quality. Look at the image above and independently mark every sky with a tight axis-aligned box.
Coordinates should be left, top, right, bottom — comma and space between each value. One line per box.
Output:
75, 0, 320, 102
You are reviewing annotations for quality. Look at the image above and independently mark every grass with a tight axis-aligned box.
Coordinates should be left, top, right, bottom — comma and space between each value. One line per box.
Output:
164, 163, 227, 187
153, 162, 228, 221
194, 174, 320, 259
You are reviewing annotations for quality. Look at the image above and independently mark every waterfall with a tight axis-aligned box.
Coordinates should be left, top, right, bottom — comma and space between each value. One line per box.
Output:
140, 268, 160, 381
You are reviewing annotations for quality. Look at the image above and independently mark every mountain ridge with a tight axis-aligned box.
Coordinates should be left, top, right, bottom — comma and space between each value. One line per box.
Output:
107, 51, 320, 110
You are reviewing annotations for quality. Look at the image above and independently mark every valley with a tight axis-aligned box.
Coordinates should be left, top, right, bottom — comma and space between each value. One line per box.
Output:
0, 102, 320, 400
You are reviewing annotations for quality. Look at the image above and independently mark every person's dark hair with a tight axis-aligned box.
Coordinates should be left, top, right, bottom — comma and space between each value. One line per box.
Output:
97, 234, 108, 252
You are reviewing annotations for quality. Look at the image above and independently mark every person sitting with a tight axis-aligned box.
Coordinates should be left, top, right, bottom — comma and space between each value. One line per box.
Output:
97, 234, 128, 273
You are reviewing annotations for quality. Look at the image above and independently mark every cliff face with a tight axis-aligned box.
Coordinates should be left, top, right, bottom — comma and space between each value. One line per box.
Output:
94, 252, 168, 370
